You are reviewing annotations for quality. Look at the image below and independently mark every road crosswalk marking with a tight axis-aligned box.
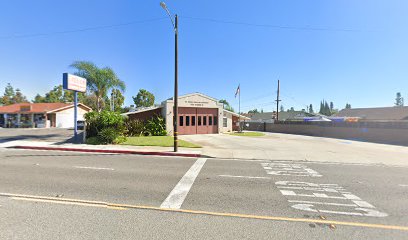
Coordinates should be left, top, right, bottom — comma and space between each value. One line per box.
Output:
276, 181, 388, 217
160, 158, 207, 209
261, 162, 322, 177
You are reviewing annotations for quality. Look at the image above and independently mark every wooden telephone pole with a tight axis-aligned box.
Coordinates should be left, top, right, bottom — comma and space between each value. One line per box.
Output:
275, 80, 281, 122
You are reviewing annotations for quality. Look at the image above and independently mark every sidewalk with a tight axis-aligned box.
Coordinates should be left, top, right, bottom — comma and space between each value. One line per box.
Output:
0, 140, 201, 158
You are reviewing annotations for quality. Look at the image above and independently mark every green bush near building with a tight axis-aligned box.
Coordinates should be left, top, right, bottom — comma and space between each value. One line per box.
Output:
85, 111, 126, 144
84, 111, 168, 145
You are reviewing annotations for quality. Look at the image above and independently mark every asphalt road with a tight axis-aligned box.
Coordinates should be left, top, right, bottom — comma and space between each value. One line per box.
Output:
0, 149, 407, 239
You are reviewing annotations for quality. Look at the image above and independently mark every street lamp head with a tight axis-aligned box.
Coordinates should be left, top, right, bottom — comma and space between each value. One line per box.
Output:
160, 2, 167, 10
160, 1, 175, 29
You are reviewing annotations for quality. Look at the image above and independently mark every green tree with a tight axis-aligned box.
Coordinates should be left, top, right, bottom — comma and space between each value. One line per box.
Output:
70, 61, 125, 112
1, 83, 15, 105
319, 101, 324, 114
324, 101, 330, 115
219, 99, 228, 107
395, 92, 404, 106
13, 88, 28, 103
133, 89, 155, 108
32, 85, 85, 103
106, 89, 125, 112
82, 94, 99, 111
280, 105, 284, 112
45, 85, 64, 102
63, 89, 85, 103
248, 109, 259, 114
330, 102, 334, 111
309, 104, 314, 113
33, 94, 46, 103
319, 100, 332, 116
345, 103, 351, 109
219, 99, 234, 112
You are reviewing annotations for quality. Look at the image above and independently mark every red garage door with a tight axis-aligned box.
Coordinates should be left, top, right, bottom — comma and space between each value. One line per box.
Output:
178, 107, 218, 135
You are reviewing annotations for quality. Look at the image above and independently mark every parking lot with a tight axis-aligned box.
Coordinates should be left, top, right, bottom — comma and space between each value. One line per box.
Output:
0, 128, 80, 143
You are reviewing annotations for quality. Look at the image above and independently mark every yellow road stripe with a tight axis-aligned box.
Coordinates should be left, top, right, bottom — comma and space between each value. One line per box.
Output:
11, 197, 126, 211
2, 193, 407, 231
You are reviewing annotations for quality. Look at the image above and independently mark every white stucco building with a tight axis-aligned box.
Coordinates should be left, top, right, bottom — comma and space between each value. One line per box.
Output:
0, 103, 92, 128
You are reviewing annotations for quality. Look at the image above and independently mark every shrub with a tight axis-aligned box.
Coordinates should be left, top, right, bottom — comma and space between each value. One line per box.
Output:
113, 135, 127, 144
125, 119, 145, 136
84, 110, 127, 144
85, 136, 101, 145
84, 111, 99, 138
145, 115, 167, 136
98, 127, 120, 144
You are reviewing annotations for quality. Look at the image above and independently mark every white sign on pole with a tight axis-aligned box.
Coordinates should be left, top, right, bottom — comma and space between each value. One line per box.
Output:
63, 73, 87, 92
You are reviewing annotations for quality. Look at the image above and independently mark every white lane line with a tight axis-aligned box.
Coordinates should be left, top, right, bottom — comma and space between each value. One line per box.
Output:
73, 166, 114, 171
160, 158, 207, 209
399, 184, 408, 187
219, 175, 271, 180
353, 200, 375, 208
288, 200, 357, 207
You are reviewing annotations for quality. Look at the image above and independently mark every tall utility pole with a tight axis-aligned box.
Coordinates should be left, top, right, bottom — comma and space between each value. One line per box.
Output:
238, 85, 241, 132
160, 2, 178, 152
275, 80, 281, 122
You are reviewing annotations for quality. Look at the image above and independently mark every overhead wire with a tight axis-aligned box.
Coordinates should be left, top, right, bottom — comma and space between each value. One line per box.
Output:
180, 16, 362, 33
0, 14, 364, 40
0, 17, 168, 40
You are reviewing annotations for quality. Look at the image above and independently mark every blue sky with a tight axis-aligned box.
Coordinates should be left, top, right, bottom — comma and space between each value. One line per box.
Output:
0, 0, 407, 112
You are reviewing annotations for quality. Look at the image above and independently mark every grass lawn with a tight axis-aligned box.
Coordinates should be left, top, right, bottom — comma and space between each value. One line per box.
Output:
121, 136, 201, 148
228, 131, 265, 137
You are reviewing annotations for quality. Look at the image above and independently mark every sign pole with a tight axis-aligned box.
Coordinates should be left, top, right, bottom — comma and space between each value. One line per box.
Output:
63, 73, 86, 143
74, 91, 78, 142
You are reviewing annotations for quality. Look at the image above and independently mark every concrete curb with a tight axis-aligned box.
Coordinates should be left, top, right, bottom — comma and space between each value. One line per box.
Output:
11, 146, 201, 158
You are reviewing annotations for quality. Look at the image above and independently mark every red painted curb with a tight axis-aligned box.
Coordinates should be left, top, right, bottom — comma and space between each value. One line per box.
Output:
12, 146, 201, 158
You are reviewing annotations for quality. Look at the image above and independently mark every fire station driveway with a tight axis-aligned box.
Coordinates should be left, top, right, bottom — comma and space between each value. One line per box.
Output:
179, 133, 408, 166
1, 149, 407, 239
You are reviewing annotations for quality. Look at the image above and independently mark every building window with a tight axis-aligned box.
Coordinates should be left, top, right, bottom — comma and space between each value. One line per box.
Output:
214, 116, 218, 126
223, 117, 227, 127
186, 116, 190, 126
209, 116, 213, 125
198, 116, 202, 126
179, 116, 184, 126
192, 116, 196, 126
203, 116, 207, 126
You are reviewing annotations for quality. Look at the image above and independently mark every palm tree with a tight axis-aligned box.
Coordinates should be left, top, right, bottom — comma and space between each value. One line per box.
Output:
70, 61, 125, 112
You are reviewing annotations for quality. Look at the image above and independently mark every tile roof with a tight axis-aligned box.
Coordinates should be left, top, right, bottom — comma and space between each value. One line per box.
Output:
0, 103, 90, 114
335, 107, 408, 120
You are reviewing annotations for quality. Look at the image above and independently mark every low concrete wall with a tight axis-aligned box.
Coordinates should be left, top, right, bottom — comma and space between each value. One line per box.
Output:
243, 122, 408, 146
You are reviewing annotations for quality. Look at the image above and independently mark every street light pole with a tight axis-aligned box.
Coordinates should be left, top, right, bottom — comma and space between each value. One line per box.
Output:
174, 15, 178, 152
160, 2, 178, 152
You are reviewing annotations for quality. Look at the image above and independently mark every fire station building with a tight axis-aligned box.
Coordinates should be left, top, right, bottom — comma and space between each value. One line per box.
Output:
123, 93, 249, 135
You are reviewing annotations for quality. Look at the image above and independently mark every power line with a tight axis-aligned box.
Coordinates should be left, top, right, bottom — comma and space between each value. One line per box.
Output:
0, 17, 167, 40
0, 14, 365, 40
180, 16, 362, 33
